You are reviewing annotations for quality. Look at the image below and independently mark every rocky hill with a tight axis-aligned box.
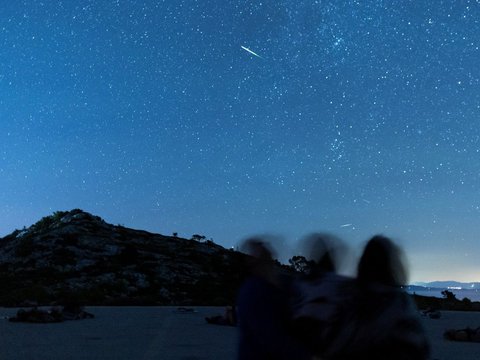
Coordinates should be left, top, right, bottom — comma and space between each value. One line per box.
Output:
0, 209, 249, 306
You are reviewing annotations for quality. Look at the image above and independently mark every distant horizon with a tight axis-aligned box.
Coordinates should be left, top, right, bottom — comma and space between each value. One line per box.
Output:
410, 281, 480, 286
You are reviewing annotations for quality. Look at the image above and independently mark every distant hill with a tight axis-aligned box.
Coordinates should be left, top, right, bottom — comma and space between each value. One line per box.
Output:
411, 281, 480, 289
0, 209, 250, 306
407, 283, 480, 311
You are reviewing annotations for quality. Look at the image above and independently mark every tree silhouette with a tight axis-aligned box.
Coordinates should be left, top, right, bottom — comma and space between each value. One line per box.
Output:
288, 255, 314, 274
441, 289, 457, 301
191, 234, 206, 242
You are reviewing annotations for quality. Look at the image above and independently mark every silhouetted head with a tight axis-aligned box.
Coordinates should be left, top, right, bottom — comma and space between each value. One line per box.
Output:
240, 237, 280, 282
299, 232, 346, 277
241, 238, 275, 262
357, 235, 408, 286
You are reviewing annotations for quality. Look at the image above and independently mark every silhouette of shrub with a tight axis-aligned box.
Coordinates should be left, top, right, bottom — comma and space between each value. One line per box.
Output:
288, 255, 315, 274
34, 216, 54, 231
33, 211, 68, 232
191, 234, 206, 242
462, 297, 472, 309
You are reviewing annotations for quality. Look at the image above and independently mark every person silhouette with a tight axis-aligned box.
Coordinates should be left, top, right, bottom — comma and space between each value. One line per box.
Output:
324, 235, 430, 360
290, 233, 354, 356
236, 237, 312, 360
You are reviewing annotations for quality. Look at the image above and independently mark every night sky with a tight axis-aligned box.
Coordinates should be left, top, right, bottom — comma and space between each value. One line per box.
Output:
1, 1, 479, 282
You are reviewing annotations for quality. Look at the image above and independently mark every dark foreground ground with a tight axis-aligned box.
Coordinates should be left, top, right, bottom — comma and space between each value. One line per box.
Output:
0, 306, 478, 359
0, 306, 236, 360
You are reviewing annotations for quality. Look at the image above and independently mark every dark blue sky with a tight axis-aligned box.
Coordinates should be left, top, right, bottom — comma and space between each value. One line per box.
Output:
1, 0, 479, 281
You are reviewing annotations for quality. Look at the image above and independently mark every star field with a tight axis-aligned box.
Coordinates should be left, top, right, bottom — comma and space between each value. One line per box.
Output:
1, 0, 479, 282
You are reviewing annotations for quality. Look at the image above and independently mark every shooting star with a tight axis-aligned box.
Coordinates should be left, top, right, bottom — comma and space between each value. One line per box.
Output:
241, 45, 263, 59
340, 223, 353, 228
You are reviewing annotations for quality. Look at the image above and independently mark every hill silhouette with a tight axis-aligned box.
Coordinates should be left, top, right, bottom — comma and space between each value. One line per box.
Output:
0, 209, 248, 306
3, 209, 478, 311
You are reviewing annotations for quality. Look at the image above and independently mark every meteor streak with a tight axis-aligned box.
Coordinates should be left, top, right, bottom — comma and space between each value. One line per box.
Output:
241, 45, 263, 59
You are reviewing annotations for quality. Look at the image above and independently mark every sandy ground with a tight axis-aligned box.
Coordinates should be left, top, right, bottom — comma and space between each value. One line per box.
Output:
0, 306, 478, 359
420, 310, 480, 360
0, 306, 237, 360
